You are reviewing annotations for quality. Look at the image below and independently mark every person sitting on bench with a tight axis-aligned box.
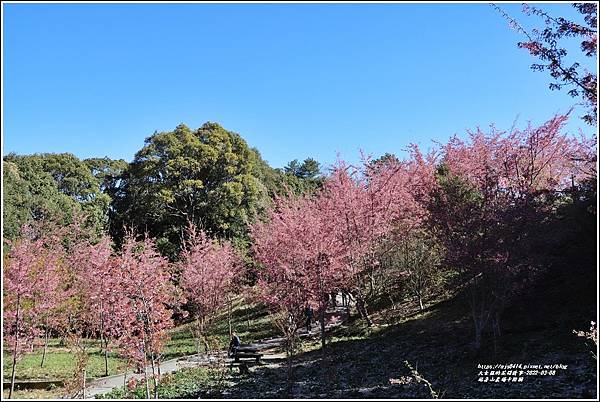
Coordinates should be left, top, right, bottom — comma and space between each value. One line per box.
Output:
228, 332, 241, 357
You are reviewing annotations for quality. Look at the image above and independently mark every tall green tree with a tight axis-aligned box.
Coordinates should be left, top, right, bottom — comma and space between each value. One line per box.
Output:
3, 160, 36, 240
3, 153, 110, 239
84, 157, 128, 195
280, 158, 324, 195
111, 122, 268, 258
284, 157, 322, 180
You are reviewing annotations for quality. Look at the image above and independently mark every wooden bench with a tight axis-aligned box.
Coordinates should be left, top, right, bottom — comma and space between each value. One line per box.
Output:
231, 345, 263, 363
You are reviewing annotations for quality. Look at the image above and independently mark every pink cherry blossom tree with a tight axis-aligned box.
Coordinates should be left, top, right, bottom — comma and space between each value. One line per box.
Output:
113, 230, 182, 399
320, 150, 436, 325
3, 225, 63, 398
179, 222, 238, 354
72, 235, 126, 377
33, 239, 64, 368
429, 113, 593, 348
252, 193, 347, 366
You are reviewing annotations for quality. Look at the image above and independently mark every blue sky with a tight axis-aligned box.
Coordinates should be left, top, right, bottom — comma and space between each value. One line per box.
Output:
3, 2, 596, 169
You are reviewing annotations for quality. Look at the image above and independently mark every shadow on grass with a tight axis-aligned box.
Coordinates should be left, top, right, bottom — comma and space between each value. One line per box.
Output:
220, 282, 597, 399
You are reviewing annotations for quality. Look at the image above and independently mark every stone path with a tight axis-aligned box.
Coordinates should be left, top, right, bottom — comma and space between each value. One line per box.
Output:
84, 355, 200, 399
84, 305, 349, 398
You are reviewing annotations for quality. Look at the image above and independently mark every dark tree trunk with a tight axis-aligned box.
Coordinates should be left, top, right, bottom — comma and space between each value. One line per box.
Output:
82, 368, 87, 399
285, 337, 295, 397
319, 309, 326, 351
142, 341, 150, 399
99, 308, 109, 376
228, 297, 233, 339
104, 338, 109, 377
356, 297, 372, 326
9, 295, 21, 399
150, 351, 158, 399
200, 318, 209, 353
123, 365, 128, 397
41, 326, 49, 368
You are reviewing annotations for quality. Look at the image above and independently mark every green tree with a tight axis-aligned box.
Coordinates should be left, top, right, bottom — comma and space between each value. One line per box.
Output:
371, 153, 400, 169
111, 122, 268, 258
393, 231, 444, 311
279, 158, 324, 195
284, 159, 302, 177
3, 153, 109, 239
297, 158, 321, 179
284, 158, 322, 180
3, 161, 35, 240
84, 157, 128, 195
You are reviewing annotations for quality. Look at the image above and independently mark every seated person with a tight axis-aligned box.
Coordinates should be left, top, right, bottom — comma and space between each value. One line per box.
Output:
228, 332, 241, 357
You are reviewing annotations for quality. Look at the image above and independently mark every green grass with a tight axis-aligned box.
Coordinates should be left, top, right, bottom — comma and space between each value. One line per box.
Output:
166, 297, 279, 356
96, 366, 230, 399
2, 347, 127, 381
7, 277, 593, 399
3, 297, 279, 384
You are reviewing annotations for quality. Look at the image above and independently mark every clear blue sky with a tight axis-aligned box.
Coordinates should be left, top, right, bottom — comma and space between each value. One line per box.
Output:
3, 2, 596, 169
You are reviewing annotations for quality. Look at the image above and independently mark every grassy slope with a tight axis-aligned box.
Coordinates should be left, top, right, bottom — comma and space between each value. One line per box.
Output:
224, 266, 597, 399
2, 296, 278, 399
4, 265, 596, 399
2, 297, 277, 378
99, 264, 597, 399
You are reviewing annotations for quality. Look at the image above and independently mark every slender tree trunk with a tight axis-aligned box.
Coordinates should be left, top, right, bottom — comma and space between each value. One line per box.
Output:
199, 317, 209, 353
123, 364, 128, 397
344, 292, 353, 318
493, 312, 502, 337
143, 359, 150, 399
474, 321, 482, 350
471, 291, 483, 350
388, 294, 396, 312
82, 368, 86, 399
246, 306, 251, 332
191, 324, 200, 355
319, 304, 331, 389
104, 338, 109, 377
41, 326, 49, 368
143, 371, 150, 399
228, 297, 233, 339
9, 295, 21, 399
356, 297, 372, 326
141, 339, 150, 399
150, 351, 158, 399
285, 334, 295, 397
492, 312, 502, 355
418, 293, 424, 311
319, 309, 326, 351
99, 308, 109, 376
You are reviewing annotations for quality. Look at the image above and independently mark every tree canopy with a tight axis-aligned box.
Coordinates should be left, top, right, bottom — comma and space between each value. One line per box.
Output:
2, 153, 112, 240
110, 122, 271, 257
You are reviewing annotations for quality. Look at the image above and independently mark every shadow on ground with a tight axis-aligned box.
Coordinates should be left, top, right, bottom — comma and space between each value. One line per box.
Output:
210, 269, 597, 399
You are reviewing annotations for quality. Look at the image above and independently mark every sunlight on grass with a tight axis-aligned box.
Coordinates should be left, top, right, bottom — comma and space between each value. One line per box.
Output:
3, 348, 128, 380
2, 298, 278, 385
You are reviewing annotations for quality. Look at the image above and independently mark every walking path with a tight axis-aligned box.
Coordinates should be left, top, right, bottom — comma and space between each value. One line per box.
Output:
84, 305, 349, 398
84, 355, 199, 399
